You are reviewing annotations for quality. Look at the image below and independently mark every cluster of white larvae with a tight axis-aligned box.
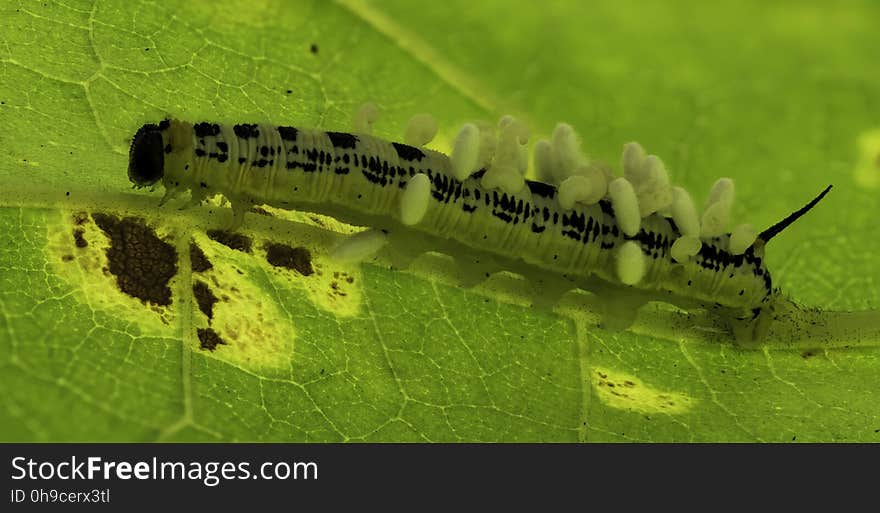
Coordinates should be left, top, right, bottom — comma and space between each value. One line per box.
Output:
343, 104, 759, 284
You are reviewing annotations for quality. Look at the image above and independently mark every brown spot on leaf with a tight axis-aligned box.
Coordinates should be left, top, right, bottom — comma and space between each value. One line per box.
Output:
193, 280, 218, 320
62, 254, 74, 262
92, 213, 177, 306
330, 281, 347, 297
265, 243, 313, 276
801, 350, 816, 359
198, 327, 226, 351
73, 228, 87, 248
251, 206, 272, 216
190, 242, 212, 273
207, 229, 252, 253
73, 212, 88, 225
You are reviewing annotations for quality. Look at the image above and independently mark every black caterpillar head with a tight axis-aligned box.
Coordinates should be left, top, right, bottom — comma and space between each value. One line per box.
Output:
128, 123, 166, 187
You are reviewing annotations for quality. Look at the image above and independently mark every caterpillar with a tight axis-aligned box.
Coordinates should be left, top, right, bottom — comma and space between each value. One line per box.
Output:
127, 106, 835, 343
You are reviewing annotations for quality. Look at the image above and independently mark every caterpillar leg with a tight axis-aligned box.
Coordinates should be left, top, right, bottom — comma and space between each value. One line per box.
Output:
179, 188, 208, 210
727, 305, 774, 347
528, 277, 576, 311
456, 258, 500, 288
383, 230, 428, 270
158, 185, 183, 207
222, 199, 248, 231
596, 287, 648, 332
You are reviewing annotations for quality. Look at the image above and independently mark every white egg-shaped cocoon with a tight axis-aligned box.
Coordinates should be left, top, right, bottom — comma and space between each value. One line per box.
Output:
616, 241, 646, 285
400, 173, 432, 226
608, 177, 641, 237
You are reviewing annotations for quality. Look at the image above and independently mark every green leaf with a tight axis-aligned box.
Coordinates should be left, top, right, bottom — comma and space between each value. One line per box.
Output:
1, 0, 879, 442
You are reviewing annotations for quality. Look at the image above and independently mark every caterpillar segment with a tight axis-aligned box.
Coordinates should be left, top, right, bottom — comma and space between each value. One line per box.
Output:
128, 112, 833, 342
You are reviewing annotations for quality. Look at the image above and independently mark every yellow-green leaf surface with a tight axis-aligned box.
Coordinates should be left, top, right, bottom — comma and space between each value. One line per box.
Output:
1, 0, 879, 442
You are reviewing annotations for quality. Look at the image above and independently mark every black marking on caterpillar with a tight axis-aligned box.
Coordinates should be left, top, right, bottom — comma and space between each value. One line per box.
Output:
129, 118, 838, 343
526, 179, 556, 199
327, 131, 358, 149
233, 123, 260, 138
392, 142, 426, 162
194, 122, 220, 137
277, 126, 298, 141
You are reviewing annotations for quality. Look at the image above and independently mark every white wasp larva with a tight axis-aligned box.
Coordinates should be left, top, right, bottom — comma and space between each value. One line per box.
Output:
607, 177, 641, 237
729, 224, 758, 256
533, 139, 556, 184
621, 142, 647, 185
400, 173, 431, 226
404, 113, 438, 147
670, 235, 702, 263
450, 123, 481, 181
616, 241, 646, 285
635, 155, 673, 218
332, 229, 388, 263
353, 102, 379, 134
701, 177, 735, 237
671, 186, 700, 238
551, 123, 588, 180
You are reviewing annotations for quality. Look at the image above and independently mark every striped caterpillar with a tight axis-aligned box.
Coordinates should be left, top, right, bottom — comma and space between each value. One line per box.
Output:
128, 106, 835, 343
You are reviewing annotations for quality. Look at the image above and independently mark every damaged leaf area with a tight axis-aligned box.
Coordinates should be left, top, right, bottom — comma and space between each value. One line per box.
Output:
591, 367, 695, 415
42, 211, 179, 330
92, 213, 177, 306
265, 243, 314, 277
2, 0, 880, 442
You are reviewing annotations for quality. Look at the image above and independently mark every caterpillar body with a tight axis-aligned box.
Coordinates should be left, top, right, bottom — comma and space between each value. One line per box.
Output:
128, 110, 833, 342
